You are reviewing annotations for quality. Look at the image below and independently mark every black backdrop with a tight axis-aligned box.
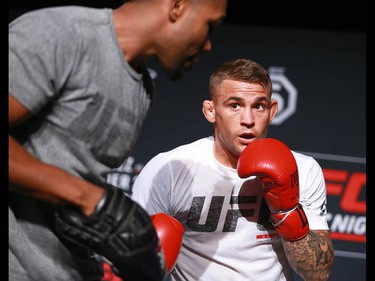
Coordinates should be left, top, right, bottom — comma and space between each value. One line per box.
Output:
110, 24, 366, 281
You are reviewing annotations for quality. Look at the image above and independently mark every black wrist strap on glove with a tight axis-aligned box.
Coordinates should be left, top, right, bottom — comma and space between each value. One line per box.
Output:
55, 184, 166, 281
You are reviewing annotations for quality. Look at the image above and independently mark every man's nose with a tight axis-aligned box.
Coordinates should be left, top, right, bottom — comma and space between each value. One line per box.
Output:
240, 108, 254, 126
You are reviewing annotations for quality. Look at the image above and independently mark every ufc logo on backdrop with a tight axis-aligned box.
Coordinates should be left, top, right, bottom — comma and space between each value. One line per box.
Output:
324, 168, 366, 242
268, 66, 298, 125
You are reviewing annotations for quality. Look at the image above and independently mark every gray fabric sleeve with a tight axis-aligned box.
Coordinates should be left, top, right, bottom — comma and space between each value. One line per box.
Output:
9, 10, 80, 114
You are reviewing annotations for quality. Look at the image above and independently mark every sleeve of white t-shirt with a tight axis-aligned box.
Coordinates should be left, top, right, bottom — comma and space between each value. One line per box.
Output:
131, 153, 172, 215
294, 152, 329, 230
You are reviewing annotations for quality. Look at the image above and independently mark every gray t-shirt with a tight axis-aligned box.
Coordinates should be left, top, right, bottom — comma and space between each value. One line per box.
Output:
9, 6, 154, 281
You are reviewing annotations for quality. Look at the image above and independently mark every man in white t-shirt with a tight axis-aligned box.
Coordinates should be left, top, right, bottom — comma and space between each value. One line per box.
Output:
131, 58, 334, 281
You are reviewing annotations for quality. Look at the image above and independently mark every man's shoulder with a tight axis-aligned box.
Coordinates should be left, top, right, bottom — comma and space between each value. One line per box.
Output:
167, 136, 212, 152
292, 150, 322, 173
11, 6, 108, 26
156, 136, 213, 159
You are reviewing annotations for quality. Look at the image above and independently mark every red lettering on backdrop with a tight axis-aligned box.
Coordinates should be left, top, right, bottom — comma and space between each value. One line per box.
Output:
323, 169, 366, 243
341, 172, 366, 213
323, 169, 348, 195
323, 169, 366, 215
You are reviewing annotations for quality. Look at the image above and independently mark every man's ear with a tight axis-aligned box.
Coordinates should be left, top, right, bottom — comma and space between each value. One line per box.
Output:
169, 0, 187, 22
269, 99, 279, 122
202, 100, 215, 123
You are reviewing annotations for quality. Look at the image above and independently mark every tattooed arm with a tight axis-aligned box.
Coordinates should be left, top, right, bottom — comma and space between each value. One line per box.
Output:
283, 230, 334, 281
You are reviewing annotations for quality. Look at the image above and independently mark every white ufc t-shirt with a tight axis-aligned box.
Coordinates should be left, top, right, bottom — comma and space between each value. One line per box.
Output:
132, 136, 329, 281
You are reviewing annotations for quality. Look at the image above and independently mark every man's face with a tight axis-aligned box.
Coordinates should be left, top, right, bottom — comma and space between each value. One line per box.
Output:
161, 0, 227, 80
205, 79, 278, 167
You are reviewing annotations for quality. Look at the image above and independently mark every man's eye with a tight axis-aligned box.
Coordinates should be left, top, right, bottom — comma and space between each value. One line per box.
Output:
231, 104, 239, 109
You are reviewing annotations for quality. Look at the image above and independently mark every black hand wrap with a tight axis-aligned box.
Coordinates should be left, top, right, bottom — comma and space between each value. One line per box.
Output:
54, 184, 166, 281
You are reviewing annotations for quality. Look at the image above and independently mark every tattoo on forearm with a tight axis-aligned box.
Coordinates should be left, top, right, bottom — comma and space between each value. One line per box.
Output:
283, 230, 334, 281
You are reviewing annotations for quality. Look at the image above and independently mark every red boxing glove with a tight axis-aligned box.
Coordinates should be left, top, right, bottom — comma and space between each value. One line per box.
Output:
237, 138, 309, 241
151, 213, 184, 274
